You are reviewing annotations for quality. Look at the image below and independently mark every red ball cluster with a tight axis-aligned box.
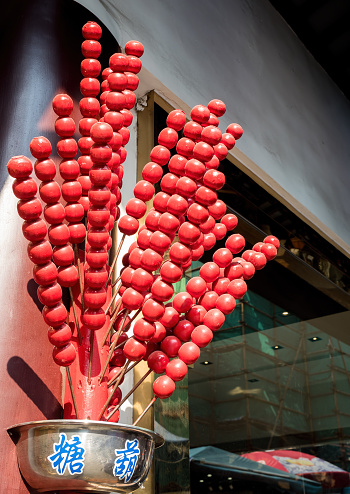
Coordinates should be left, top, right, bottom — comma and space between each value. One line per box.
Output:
7, 149, 76, 368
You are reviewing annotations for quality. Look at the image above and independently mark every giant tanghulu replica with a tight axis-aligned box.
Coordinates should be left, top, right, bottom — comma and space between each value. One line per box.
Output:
6, 20, 279, 493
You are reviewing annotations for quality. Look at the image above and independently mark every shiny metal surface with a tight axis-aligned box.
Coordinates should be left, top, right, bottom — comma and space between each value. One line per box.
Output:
8, 419, 164, 493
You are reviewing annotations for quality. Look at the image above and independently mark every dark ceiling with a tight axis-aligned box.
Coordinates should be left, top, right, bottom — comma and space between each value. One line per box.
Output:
269, 0, 350, 101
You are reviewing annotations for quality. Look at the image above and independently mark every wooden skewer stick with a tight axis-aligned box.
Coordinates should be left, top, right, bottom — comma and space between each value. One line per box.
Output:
101, 298, 123, 347
66, 367, 79, 419
105, 281, 122, 315
106, 233, 125, 286
99, 309, 130, 383
74, 244, 85, 313
106, 369, 152, 421
97, 360, 130, 420
133, 397, 157, 427
112, 275, 122, 288
122, 308, 141, 333
69, 287, 82, 345
88, 329, 94, 385
107, 357, 137, 387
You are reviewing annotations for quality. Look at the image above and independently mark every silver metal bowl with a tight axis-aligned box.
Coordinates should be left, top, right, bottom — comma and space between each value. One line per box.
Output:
8, 419, 164, 493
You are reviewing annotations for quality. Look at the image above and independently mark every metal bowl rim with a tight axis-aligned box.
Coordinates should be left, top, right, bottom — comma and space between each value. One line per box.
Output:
7, 419, 164, 448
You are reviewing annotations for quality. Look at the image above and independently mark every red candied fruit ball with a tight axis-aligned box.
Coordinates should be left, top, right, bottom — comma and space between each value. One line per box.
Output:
52, 94, 73, 116
226, 233, 245, 254
57, 265, 79, 288
183, 121, 202, 140
123, 337, 147, 361
42, 302, 67, 326
12, 177, 37, 200
133, 318, 156, 342
126, 198, 147, 219
158, 128, 178, 150
226, 123, 243, 140
81, 39, 101, 58
109, 53, 129, 72
191, 325, 213, 348
118, 215, 139, 235
203, 308, 225, 331
216, 294, 236, 315
178, 342, 200, 365
81, 58, 101, 78
152, 279, 174, 302
142, 162, 163, 184
263, 235, 280, 249
172, 292, 193, 314
125, 40, 144, 57
134, 180, 155, 202
90, 122, 113, 144
148, 351, 169, 374
150, 145, 171, 166
48, 323, 72, 347
190, 105, 210, 124
208, 99, 226, 117
82, 21, 102, 40
221, 214, 238, 231
200, 262, 220, 283
192, 142, 214, 162
201, 125, 222, 146
186, 304, 207, 326
122, 287, 144, 311
142, 298, 165, 322
22, 219, 47, 242
33, 261, 57, 286
161, 335, 182, 358
166, 110, 186, 132
52, 343, 76, 366
221, 132, 236, 150
213, 143, 228, 161
174, 319, 195, 342
30, 136, 52, 159
227, 278, 247, 299
153, 375, 175, 399
17, 198, 42, 221
82, 308, 106, 330
37, 282, 62, 306
80, 78, 100, 98
203, 169, 225, 190
261, 242, 278, 261
213, 248, 233, 268
7, 155, 33, 178
166, 359, 188, 382
208, 200, 226, 220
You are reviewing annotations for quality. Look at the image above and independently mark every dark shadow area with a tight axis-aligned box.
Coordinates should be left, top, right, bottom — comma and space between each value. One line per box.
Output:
7, 356, 62, 419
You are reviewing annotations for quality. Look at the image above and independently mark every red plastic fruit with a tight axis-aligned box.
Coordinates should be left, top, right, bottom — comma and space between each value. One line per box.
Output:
186, 305, 207, 326
199, 291, 218, 311
125, 40, 144, 57
200, 262, 220, 283
48, 323, 72, 347
178, 341, 200, 365
195, 186, 217, 206
208, 99, 226, 117
203, 308, 225, 331
160, 261, 183, 284
227, 279, 247, 298
118, 215, 139, 235
160, 335, 182, 358
173, 319, 195, 342
261, 242, 277, 261
52, 343, 76, 367
263, 235, 280, 249
169, 242, 192, 265
153, 375, 175, 399
133, 318, 156, 342
201, 125, 222, 146
216, 294, 236, 315
159, 307, 180, 329
33, 262, 57, 286
167, 194, 188, 216
52, 94, 74, 116
172, 292, 193, 313
123, 337, 147, 362
42, 302, 67, 327
57, 265, 79, 287
81, 58, 101, 78
147, 351, 169, 374
191, 325, 213, 348
166, 359, 188, 382
27, 240, 53, 264
37, 282, 62, 306
152, 279, 174, 302
150, 145, 171, 166
166, 110, 186, 131
191, 105, 210, 124
226, 234, 245, 254
82, 21, 102, 40
142, 298, 165, 322
192, 142, 214, 162
122, 288, 144, 310
226, 123, 243, 140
